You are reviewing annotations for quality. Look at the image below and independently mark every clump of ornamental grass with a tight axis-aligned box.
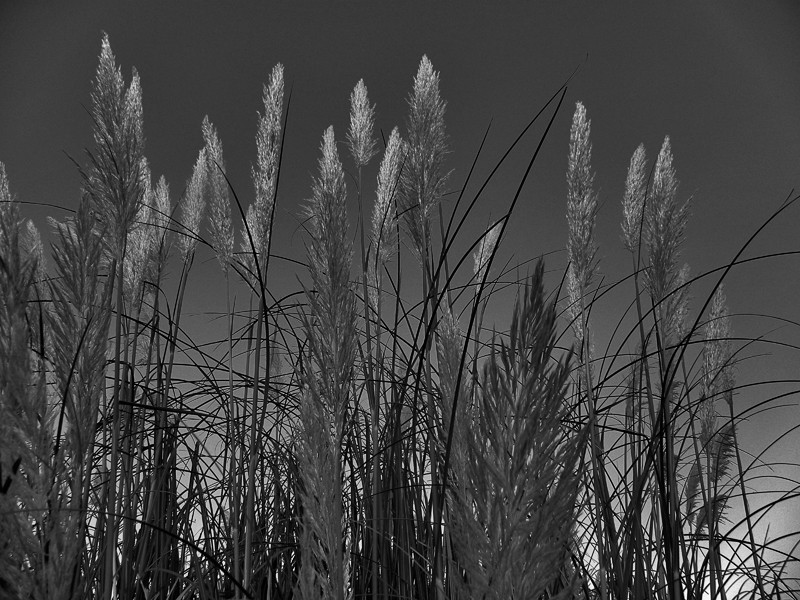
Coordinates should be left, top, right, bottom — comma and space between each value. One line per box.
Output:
684, 286, 737, 599
236, 61, 287, 597
1, 35, 799, 600
448, 261, 587, 600
0, 163, 49, 599
1, 164, 113, 600
47, 197, 115, 600
75, 34, 149, 600
565, 118, 800, 599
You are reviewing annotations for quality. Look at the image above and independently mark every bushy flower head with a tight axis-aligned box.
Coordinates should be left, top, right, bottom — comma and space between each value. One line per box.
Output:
347, 79, 377, 167
622, 144, 647, 253
86, 34, 146, 259
244, 63, 284, 278
372, 127, 402, 264
203, 116, 234, 272
566, 101, 598, 292
473, 220, 502, 290
400, 55, 449, 262
177, 147, 208, 260
368, 127, 403, 311
645, 136, 689, 306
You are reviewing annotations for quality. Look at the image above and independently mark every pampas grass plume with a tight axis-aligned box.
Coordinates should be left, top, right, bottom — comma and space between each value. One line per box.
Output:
87, 34, 146, 259
368, 126, 402, 310
246, 63, 284, 269
347, 79, 377, 167
645, 135, 689, 307
400, 55, 449, 262
177, 147, 208, 260
203, 115, 234, 273
621, 143, 647, 253
473, 220, 501, 290
566, 101, 598, 291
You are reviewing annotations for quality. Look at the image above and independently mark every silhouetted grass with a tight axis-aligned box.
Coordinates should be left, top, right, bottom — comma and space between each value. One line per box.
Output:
1, 34, 798, 600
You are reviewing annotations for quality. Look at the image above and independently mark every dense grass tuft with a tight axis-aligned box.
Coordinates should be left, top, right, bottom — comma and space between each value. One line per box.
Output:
1, 35, 798, 600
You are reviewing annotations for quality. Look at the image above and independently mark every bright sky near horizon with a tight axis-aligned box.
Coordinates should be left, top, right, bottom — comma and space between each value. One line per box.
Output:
1, 0, 799, 583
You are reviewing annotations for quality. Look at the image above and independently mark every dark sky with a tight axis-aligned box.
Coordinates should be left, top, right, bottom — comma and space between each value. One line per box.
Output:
1, 1, 799, 564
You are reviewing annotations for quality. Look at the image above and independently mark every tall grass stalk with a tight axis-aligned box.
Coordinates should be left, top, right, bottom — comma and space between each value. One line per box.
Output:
565, 101, 613, 600
79, 34, 146, 599
242, 62, 284, 596
297, 125, 356, 600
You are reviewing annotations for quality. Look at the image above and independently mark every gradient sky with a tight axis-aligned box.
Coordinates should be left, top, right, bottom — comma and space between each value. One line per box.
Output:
1, 0, 799, 574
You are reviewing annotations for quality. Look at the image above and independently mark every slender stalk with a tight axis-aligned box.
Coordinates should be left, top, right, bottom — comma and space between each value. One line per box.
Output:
104, 256, 125, 600
243, 296, 266, 593
225, 274, 241, 591
577, 297, 607, 600
727, 397, 768, 598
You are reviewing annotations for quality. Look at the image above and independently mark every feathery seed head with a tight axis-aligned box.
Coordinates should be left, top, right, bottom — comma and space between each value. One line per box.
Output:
368, 128, 403, 312
645, 135, 690, 307
435, 303, 469, 479
622, 143, 647, 252
255, 64, 285, 188
0, 162, 11, 224
401, 55, 449, 262
413, 56, 439, 102
150, 175, 172, 268
652, 136, 677, 205
0, 166, 38, 384
263, 63, 285, 132
87, 34, 146, 259
306, 126, 350, 261
347, 79, 377, 167
699, 285, 733, 445
92, 34, 125, 143
672, 263, 691, 339
240, 204, 261, 284
703, 286, 732, 393
436, 303, 465, 412
372, 127, 402, 265
473, 221, 502, 289
566, 101, 598, 293
203, 116, 234, 272
123, 68, 144, 149
153, 175, 171, 229
319, 126, 344, 194
123, 210, 152, 305
565, 266, 584, 344
202, 115, 225, 173
178, 147, 208, 260
123, 159, 164, 306
304, 126, 352, 302
151, 175, 171, 235
302, 125, 356, 423
22, 220, 45, 282
246, 63, 285, 272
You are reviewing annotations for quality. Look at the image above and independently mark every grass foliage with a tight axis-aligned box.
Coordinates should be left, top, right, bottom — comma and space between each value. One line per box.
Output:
1, 35, 799, 600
